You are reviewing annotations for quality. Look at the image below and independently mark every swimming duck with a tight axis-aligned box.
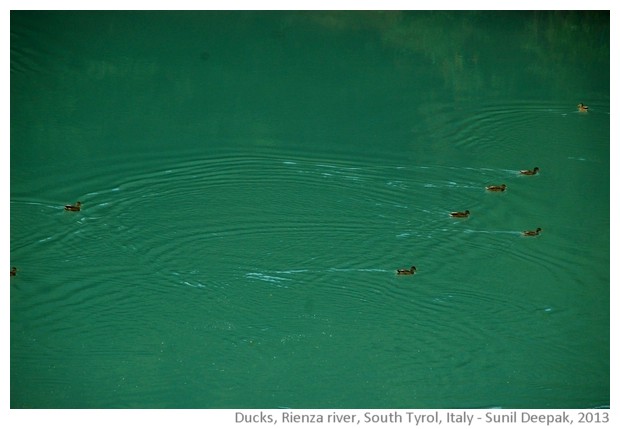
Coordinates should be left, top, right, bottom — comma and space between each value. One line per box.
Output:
10, 267, 17, 277
523, 227, 542, 236
577, 103, 589, 112
486, 184, 507, 192
397, 266, 417, 275
450, 210, 470, 218
520, 167, 539, 176
64, 201, 81, 211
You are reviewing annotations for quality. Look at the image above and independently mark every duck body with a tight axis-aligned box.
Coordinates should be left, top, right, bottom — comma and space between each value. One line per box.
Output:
64, 201, 81, 211
486, 184, 507, 192
520, 167, 539, 176
523, 227, 542, 236
397, 266, 417, 275
450, 210, 470, 218
577, 103, 589, 112
10, 267, 17, 277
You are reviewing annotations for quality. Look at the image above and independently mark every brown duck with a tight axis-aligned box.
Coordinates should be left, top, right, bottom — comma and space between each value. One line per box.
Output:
486, 184, 507, 192
396, 266, 417, 275
520, 167, 539, 176
523, 228, 542, 236
450, 210, 470, 218
64, 201, 82, 211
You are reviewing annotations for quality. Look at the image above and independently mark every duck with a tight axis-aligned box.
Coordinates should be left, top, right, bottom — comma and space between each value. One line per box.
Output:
64, 201, 81, 211
486, 184, 507, 192
523, 227, 542, 236
577, 103, 589, 112
396, 266, 417, 275
450, 210, 470, 218
520, 167, 539, 176
10, 267, 17, 277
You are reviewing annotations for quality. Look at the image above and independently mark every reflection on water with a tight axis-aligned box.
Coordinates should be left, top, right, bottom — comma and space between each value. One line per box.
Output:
10, 11, 609, 409
304, 11, 609, 98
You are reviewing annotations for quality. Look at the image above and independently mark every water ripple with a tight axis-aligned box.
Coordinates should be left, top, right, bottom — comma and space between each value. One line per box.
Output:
11, 142, 607, 408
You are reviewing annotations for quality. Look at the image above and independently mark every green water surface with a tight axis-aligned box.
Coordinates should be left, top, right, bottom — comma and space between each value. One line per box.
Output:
10, 11, 609, 409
